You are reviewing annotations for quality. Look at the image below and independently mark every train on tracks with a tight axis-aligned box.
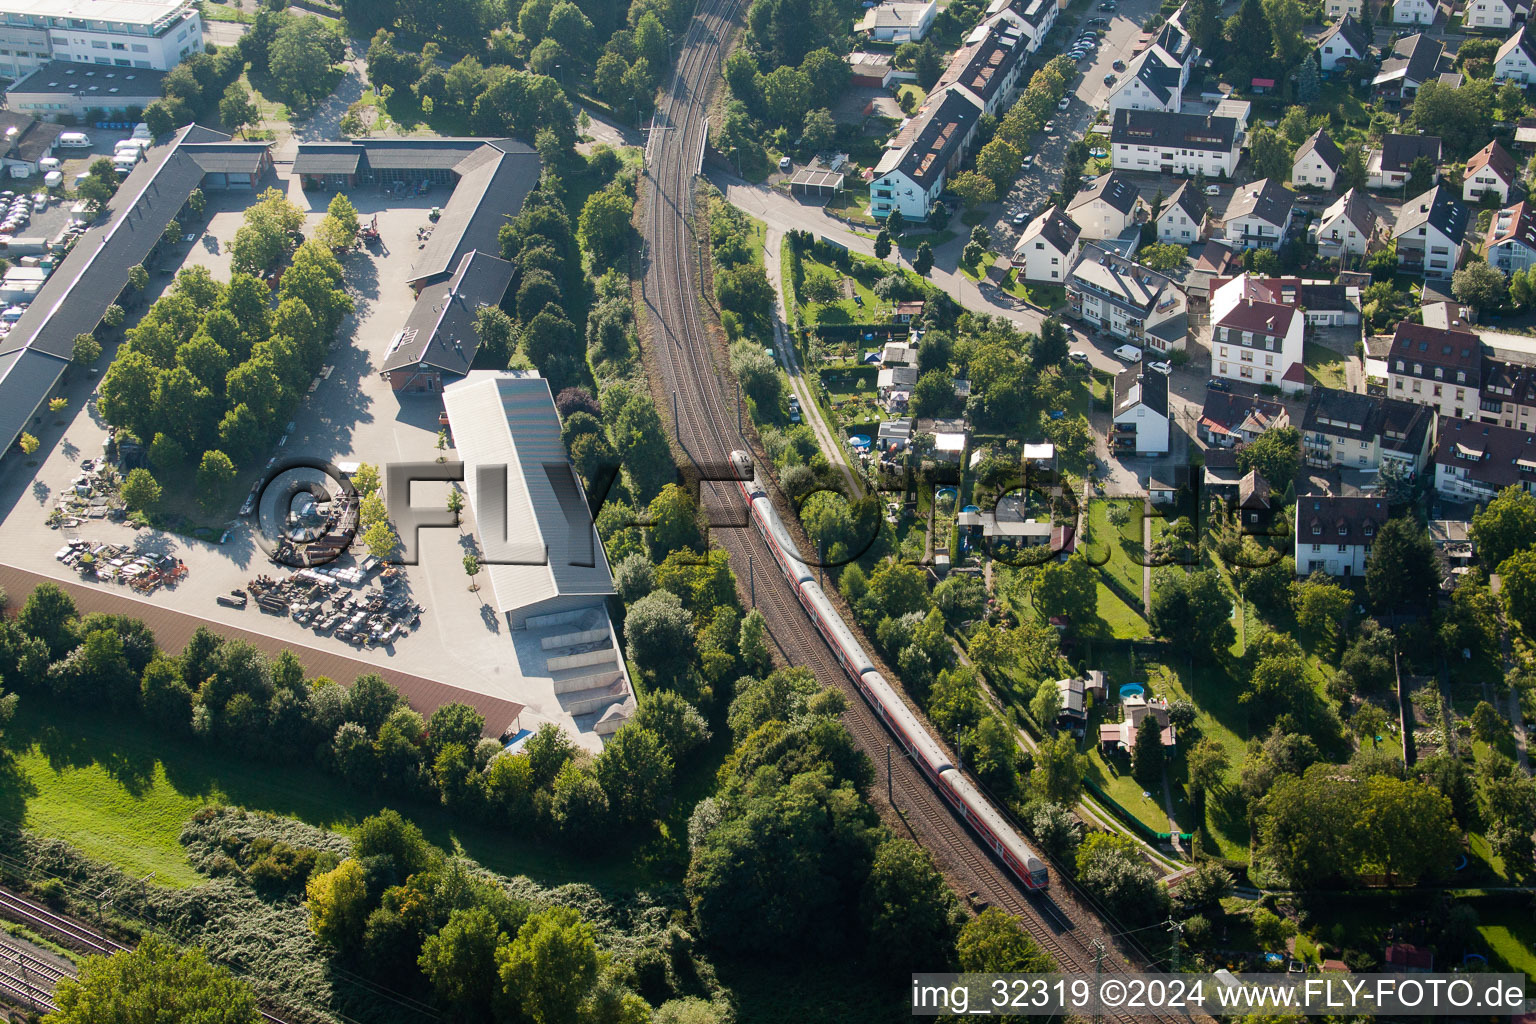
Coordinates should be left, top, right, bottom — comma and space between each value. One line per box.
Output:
729, 450, 1049, 890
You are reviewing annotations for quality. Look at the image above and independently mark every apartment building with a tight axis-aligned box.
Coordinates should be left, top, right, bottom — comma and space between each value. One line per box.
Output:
1434, 417, 1536, 503
1301, 386, 1438, 475
1109, 109, 1241, 178
1294, 495, 1388, 577
1394, 184, 1468, 279
1387, 320, 1482, 418
1067, 243, 1188, 352
0, 0, 200, 82
1207, 273, 1306, 393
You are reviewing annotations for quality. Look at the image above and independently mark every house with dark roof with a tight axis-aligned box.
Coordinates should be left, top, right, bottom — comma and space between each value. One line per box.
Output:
1368, 132, 1443, 188
980, 0, 1058, 52
1112, 364, 1169, 455
1011, 206, 1080, 282
1295, 495, 1388, 577
1203, 464, 1273, 527
1394, 184, 1468, 280
1315, 187, 1387, 260
1464, 140, 1517, 204
1067, 243, 1188, 353
1497, 25, 1536, 83
1104, 13, 1199, 117
1292, 129, 1343, 191
1067, 171, 1146, 240
0, 123, 273, 460
1109, 109, 1240, 177
1477, 344, 1536, 431
1487, 201, 1536, 276
1155, 180, 1208, 245
1389, 320, 1482, 418
1220, 178, 1296, 252
1373, 34, 1450, 102
5, 61, 167, 122
870, 88, 982, 221
936, 17, 1030, 116
1198, 390, 1289, 448
1302, 385, 1438, 476
1319, 14, 1372, 71
1208, 273, 1306, 393
1434, 417, 1536, 502
381, 251, 515, 394
0, 110, 60, 175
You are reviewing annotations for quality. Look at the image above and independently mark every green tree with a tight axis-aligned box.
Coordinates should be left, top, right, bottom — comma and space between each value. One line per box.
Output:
196, 449, 237, 510
1035, 731, 1086, 804
419, 907, 505, 1019
121, 467, 161, 513
580, 184, 635, 267
362, 520, 399, 560
949, 170, 998, 210
1034, 554, 1096, 625
1292, 574, 1352, 640
801, 107, 836, 150
874, 230, 892, 261
1235, 425, 1299, 487
1138, 242, 1188, 272
497, 906, 599, 1024
219, 81, 260, 137
1186, 736, 1230, 811
463, 553, 481, 591
956, 907, 1053, 972
624, 589, 696, 676
1365, 517, 1439, 612
306, 858, 370, 951
72, 332, 101, 365
50, 936, 259, 1024
1499, 548, 1536, 633
1030, 677, 1062, 728
1075, 832, 1166, 925
1150, 569, 1234, 651
318, 192, 360, 249
913, 241, 934, 276
1453, 259, 1508, 313
1132, 710, 1166, 789
1249, 128, 1293, 182
1341, 143, 1368, 192
1473, 485, 1536, 567
861, 838, 962, 973
595, 723, 673, 826
269, 17, 339, 109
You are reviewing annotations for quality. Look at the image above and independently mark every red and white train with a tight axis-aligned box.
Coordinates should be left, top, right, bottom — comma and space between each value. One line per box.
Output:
729, 450, 1049, 890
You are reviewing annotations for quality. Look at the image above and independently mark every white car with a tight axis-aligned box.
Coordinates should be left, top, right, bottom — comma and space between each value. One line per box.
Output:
778, 156, 792, 173
1112, 344, 1142, 362
1021, 154, 1034, 168
1058, 97, 1071, 110
1043, 120, 1055, 133
1204, 184, 1221, 195
1012, 210, 1028, 225
1148, 360, 1172, 375
1069, 350, 1089, 363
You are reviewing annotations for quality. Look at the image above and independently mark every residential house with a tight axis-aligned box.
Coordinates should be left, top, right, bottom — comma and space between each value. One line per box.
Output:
1388, 320, 1482, 418
1464, 140, 1517, 204
1066, 171, 1146, 240
1325, 0, 1366, 18
1301, 385, 1439, 475
1109, 109, 1242, 178
1392, 0, 1438, 25
1154, 180, 1208, 245
937, 18, 1031, 117
1099, 694, 1176, 752
1318, 14, 1372, 71
1487, 201, 1536, 276
1208, 273, 1306, 393
1394, 184, 1469, 279
1103, 14, 1199, 115
1292, 129, 1344, 191
1203, 463, 1275, 526
858, 0, 937, 42
847, 51, 896, 88
1055, 671, 1107, 731
1434, 417, 1536, 501
1067, 243, 1189, 352
1367, 133, 1443, 189
1295, 495, 1388, 577
1315, 188, 1387, 260
880, 341, 919, 366
1011, 206, 1081, 282
983, 0, 1059, 53
1466, 0, 1523, 31
1478, 342, 1536, 430
877, 365, 919, 397
869, 89, 982, 221
1372, 34, 1450, 102
1228, 277, 1360, 326
1220, 178, 1296, 252
1111, 364, 1171, 455
1198, 391, 1289, 447
1496, 25, 1536, 83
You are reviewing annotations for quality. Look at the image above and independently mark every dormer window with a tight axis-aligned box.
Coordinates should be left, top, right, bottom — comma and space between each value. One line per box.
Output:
1312, 522, 1322, 535
1363, 523, 1374, 537
1338, 524, 1347, 536
1434, 367, 1443, 379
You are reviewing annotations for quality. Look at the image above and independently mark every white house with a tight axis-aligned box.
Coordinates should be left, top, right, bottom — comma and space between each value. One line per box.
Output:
1220, 178, 1296, 251
1318, 15, 1372, 71
1325, 0, 1366, 19
1465, 0, 1522, 32
1488, 201, 1536, 276
858, 0, 937, 42
937, 18, 1031, 116
869, 89, 982, 221
1067, 243, 1188, 353
1315, 188, 1386, 260
1291, 128, 1343, 191
984, 0, 1058, 53
1434, 417, 1536, 502
1294, 495, 1388, 578
1011, 206, 1081, 282
1208, 273, 1307, 394
1155, 180, 1208, 245
1366, 133, 1442, 189
1393, 0, 1438, 26
1393, 184, 1469, 279
1495, 25, 1536, 83
1104, 15, 1198, 116
1111, 364, 1170, 456
1110, 109, 1241, 178
1464, 140, 1517, 204
1066, 171, 1145, 240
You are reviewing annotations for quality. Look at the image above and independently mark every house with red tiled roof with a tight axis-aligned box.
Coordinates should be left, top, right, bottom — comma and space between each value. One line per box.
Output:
1208, 273, 1306, 394
1464, 140, 1518, 204
1487, 201, 1536, 276
1434, 417, 1536, 503
1388, 320, 1482, 418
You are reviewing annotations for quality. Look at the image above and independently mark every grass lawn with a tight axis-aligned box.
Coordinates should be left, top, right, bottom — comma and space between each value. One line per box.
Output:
1000, 269, 1067, 308
798, 254, 886, 325
2, 700, 653, 891
202, 1, 253, 21
1304, 341, 1349, 390
1479, 908, 1536, 980
960, 252, 997, 282
897, 83, 926, 109
821, 367, 883, 432
1093, 580, 1149, 639
1084, 497, 1146, 603
1085, 746, 1169, 833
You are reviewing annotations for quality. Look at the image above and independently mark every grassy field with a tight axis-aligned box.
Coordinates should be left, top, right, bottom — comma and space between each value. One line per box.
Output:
1084, 498, 1146, 603
2, 701, 653, 891
1085, 747, 1169, 833
1093, 580, 1149, 639
1304, 341, 1349, 391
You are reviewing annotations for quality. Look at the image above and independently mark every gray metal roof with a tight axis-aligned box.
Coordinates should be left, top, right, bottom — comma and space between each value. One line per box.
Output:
5, 60, 167, 98
187, 143, 271, 174
290, 145, 362, 176
382, 250, 515, 376
407, 144, 540, 286
0, 346, 66, 456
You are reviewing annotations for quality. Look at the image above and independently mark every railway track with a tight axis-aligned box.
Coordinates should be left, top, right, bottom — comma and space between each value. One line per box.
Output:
0, 887, 291, 1024
0, 934, 64, 1014
636, 1, 1192, 1019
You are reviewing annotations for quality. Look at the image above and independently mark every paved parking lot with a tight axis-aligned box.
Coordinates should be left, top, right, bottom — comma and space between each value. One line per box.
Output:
0, 179, 606, 749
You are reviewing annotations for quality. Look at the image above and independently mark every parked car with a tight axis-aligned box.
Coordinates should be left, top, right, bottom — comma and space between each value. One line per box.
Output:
1021, 154, 1034, 168
778, 156, 792, 173
1058, 97, 1071, 109
1112, 58, 1127, 71
1148, 361, 1172, 375
1103, 73, 1116, 85
1204, 184, 1221, 195
1069, 350, 1090, 363
1207, 377, 1232, 392
1012, 210, 1028, 225
1112, 344, 1142, 362
1043, 120, 1055, 133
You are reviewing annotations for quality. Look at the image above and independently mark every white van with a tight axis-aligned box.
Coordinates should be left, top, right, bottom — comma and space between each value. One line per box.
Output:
43, 171, 61, 189
57, 132, 92, 148
113, 138, 144, 156
37, 157, 59, 172
7, 165, 28, 180
1111, 344, 1143, 362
